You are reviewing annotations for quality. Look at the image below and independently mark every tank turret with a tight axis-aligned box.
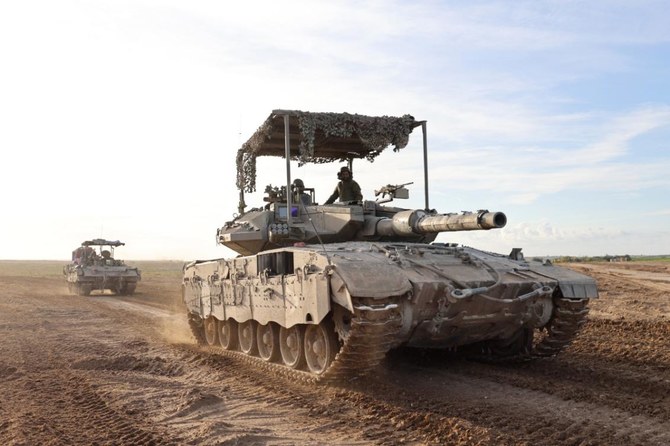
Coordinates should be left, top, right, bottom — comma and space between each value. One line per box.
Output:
217, 193, 506, 256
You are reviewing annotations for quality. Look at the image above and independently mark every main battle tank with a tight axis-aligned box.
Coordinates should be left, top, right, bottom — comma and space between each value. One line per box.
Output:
64, 239, 141, 296
182, 110, 598, 383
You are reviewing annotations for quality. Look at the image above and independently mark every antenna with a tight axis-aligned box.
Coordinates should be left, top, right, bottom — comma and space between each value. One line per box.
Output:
296, 198, 332, 266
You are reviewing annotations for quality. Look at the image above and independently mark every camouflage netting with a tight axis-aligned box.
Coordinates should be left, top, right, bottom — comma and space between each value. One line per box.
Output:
236, 149, 257, 195
236, 111, 417, 193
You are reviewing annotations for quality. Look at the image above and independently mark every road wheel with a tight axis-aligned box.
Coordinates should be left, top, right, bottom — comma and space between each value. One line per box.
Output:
218, 319, 238, 350
77, 284, 92, 296
203, 317, 218, 346
238, 320, 258, 355
257, 323, 280, 362
304, 319, 339, 375
279, 325, 306, 369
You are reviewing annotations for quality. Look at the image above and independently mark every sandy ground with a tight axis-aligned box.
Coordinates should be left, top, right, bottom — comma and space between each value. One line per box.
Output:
0, 260, 668, 445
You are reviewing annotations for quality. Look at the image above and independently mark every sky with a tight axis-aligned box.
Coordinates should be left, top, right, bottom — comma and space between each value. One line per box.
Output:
1, 0, 669, 260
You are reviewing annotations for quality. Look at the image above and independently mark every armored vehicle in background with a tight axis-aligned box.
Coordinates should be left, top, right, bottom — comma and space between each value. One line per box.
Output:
64, 239, 141, 296
183, 110, 598, 383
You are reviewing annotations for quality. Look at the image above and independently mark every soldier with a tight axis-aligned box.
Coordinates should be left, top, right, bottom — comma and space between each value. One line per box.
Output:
292, 178, 312, 206
101, 250, 112, 265
82, 246, 97, 265
324, 166, 362, 204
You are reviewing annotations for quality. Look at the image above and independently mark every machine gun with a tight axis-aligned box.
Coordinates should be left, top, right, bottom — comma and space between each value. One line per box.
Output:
375, 182, 413, 204
262, 184, 287, 208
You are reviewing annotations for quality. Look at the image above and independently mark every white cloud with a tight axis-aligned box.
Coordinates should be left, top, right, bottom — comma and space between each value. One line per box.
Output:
423, 105, 670, 203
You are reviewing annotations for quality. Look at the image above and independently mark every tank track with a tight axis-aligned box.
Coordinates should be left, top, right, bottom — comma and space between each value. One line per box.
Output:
187, 313, 207, 345
532, 297, 590, 357
474, 297, 590, 362
188, 300, 401, 385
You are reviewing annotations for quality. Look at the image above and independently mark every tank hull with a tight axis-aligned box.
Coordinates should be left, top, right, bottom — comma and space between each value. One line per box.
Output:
183, 242, 597, 379
64, 264, 140, 296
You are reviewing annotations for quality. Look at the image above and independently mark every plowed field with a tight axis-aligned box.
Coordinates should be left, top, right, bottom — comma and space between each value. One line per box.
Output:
0, 260, 668, 445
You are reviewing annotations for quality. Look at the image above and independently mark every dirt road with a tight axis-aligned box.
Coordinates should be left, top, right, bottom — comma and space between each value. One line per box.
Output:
0, 260, 668, 445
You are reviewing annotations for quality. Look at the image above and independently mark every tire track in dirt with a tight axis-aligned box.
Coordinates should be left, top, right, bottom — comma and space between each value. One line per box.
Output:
0, 300, 173, 445
94, 263, 670, 445
3, 261, 669, 445
0, 275, 378, 445
364, 347, 669, 446
176, 346, 502, 445
154, 347, 377, 445
434, 323, 670, 421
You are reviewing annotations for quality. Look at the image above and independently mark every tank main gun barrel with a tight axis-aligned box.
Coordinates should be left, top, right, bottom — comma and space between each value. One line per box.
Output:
416, 210, 506, 232
376, 209, 506, 237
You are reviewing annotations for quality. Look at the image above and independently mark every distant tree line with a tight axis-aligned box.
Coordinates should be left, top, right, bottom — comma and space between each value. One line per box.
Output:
553, 254, 632, 263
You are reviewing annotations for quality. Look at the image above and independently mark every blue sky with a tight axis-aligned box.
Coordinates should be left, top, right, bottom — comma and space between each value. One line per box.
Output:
1, 0, 668, 260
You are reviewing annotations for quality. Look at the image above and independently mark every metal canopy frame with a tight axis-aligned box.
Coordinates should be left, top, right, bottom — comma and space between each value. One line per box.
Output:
81, 239, 125, 247
236, 110, 430, 216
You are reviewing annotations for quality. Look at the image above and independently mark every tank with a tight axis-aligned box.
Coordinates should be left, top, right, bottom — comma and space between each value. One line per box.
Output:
64, 239, 141, 296
183, 110, 598, 383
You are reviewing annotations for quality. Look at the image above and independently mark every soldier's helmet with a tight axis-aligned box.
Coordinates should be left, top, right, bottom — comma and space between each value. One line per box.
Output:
101, 250, 111, 259
292, 178, 305, 189
337, 166, 352, 179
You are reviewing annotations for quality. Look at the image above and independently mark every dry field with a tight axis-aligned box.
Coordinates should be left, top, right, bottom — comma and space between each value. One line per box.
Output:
0, 260, 668, 445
